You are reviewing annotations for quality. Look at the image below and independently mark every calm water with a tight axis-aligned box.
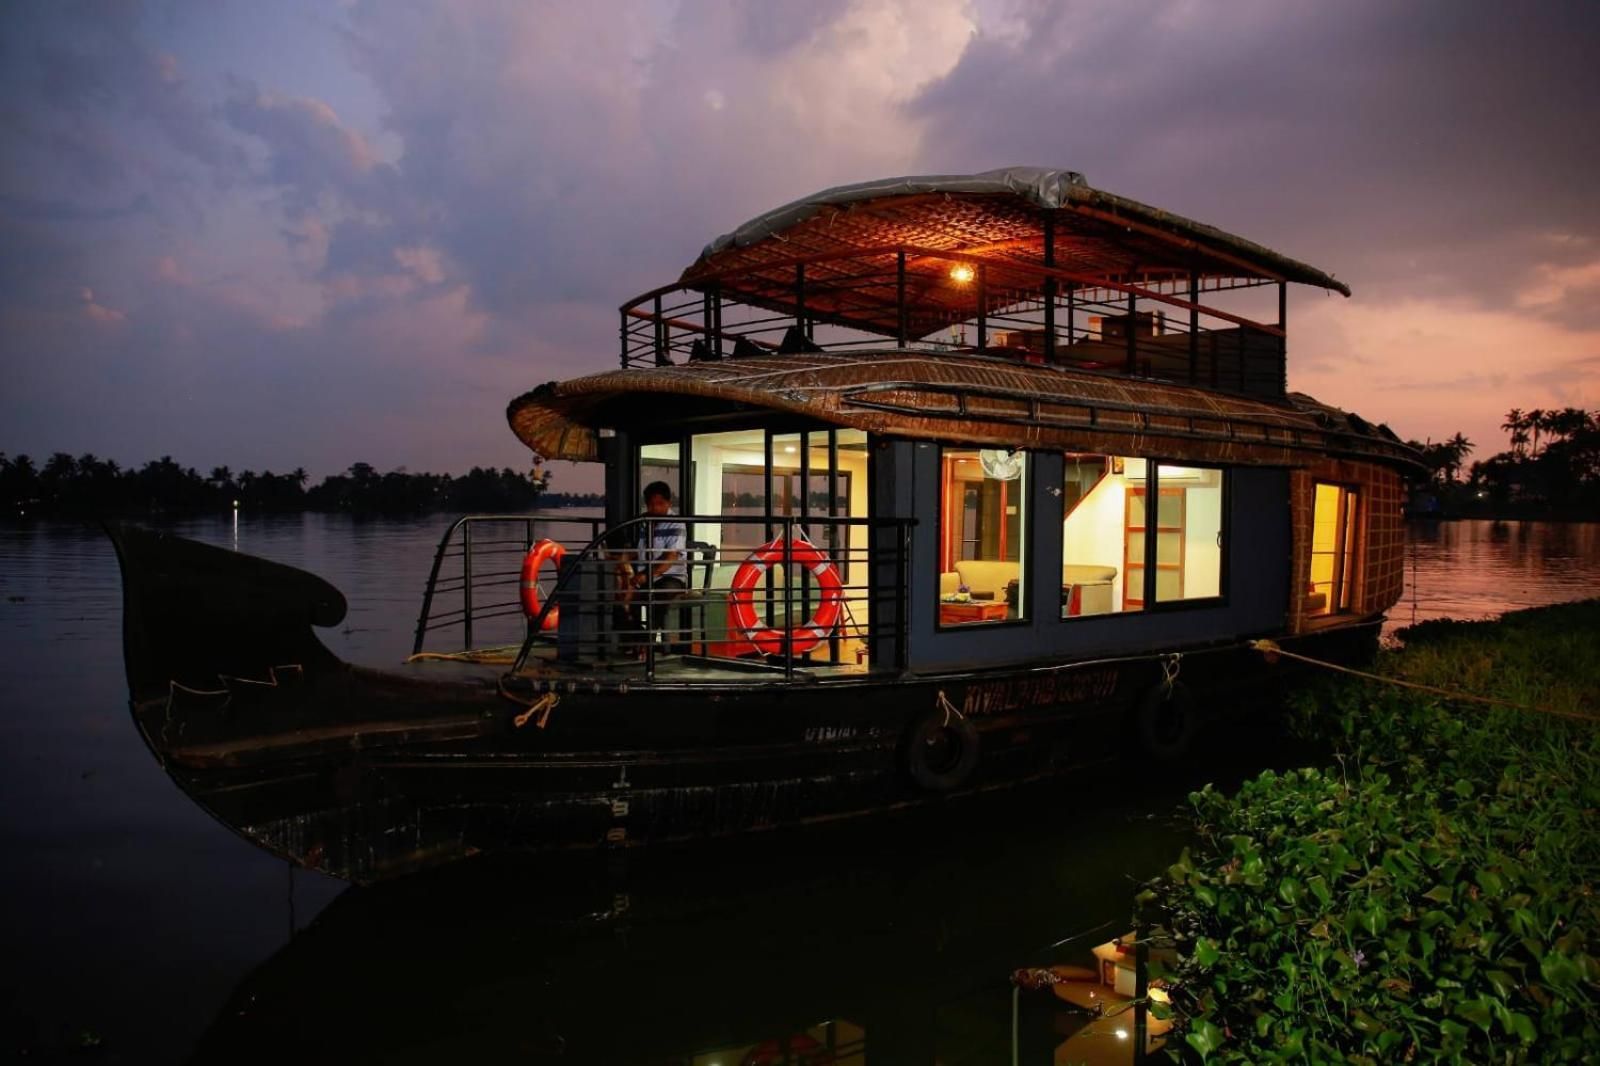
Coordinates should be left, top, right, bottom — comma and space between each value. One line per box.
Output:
1, 515, 1595, 1063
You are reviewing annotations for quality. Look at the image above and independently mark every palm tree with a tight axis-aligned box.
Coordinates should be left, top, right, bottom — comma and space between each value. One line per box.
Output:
1527, 409, 1547, 457
1445, 433, 1474, 482
1502, 409, 1526, 457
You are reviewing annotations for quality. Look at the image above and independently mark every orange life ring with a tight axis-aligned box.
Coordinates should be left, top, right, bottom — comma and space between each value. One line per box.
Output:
727, 537, 844, 656
520, 538, 565, 631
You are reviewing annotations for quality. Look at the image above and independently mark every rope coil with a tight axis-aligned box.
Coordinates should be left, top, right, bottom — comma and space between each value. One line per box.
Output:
497, 678, 561, 729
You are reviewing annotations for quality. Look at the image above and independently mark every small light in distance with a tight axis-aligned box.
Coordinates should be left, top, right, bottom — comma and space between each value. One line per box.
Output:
949, 263, 975, 284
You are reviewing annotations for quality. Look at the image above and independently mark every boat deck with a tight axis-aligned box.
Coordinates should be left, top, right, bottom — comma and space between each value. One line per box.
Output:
403, 644, 876, 687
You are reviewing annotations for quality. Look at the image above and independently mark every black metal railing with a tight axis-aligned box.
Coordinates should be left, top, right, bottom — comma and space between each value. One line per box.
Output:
620, 245, 1288, 399
511, 513, 915, 684
412, 513, 603, 656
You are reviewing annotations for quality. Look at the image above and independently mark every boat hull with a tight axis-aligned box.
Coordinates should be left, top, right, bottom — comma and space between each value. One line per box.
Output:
109, 524, 1379, 883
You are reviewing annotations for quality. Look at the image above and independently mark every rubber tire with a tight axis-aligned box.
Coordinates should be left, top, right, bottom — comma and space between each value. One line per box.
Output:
1137, 680, 1198, 763
902, 709, 981, 792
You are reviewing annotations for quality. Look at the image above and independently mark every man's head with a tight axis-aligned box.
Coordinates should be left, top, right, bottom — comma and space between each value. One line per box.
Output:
642, 481, 673, 515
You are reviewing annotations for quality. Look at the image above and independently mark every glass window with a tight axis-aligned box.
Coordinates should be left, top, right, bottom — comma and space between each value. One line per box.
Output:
638, 441, 682, 509
939, 448, 1027, 626
1310, 483, 1359, 615
1061, 454, 1143, 618
1150, 464, 1225, 604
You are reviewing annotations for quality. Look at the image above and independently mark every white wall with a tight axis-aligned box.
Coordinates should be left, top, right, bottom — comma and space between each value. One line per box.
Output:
1183, 483, 1223, 597
1062, 471, 1128, 607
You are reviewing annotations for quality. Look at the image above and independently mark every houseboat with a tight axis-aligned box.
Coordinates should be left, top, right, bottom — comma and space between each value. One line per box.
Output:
109, 168, 1421, 883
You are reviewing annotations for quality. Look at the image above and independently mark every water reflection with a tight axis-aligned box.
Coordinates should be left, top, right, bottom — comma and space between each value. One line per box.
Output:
1392, 519, 1600, 635
194, 792, 1190, 1065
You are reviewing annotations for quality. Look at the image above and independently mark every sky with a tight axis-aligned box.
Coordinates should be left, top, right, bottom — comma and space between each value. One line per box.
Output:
3, 0, 1598, 494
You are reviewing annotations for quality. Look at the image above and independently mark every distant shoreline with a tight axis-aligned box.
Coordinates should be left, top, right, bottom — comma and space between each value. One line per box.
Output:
1, 454, 599, 519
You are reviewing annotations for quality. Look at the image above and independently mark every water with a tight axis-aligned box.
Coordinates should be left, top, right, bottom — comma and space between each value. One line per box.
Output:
1, 515, 1595, 1063
1390, 518, 1600, 633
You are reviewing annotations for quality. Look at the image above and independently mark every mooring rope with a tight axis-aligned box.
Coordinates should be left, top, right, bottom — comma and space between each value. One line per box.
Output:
935, 688, 964, 726
1248, 638, 1597, 724
497, 678, 561, 729
405, 645, 521, 665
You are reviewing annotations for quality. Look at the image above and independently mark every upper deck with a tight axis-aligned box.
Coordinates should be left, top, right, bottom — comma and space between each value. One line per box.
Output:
619, 167, 1344, 398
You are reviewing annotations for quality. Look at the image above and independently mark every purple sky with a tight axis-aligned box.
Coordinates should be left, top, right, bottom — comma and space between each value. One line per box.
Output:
3, 0, 1597, 493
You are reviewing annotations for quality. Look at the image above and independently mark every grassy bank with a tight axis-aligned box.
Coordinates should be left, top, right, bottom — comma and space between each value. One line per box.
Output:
1141, 601, 1600, 1063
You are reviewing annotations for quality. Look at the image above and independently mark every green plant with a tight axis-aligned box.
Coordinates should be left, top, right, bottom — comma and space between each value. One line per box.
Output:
1140, 601, 1600, 1063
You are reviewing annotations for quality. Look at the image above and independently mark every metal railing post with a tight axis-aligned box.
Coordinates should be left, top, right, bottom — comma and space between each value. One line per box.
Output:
896, 250, 908, 347
976, 263, 987, 351
1125, 289, 1138, 374
461, 521, 474, 652
783, 516, 795, 682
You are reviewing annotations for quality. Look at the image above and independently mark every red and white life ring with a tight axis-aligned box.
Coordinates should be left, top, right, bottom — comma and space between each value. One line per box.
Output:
727, 537, 844, 656
520, 538, 565, 631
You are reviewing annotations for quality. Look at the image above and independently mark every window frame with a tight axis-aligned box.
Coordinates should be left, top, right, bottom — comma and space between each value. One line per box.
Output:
1055, 455, 1231, 623
934, 444, 1033, 632
1145, 460, 1231, 612
1309, 479, 1361, 616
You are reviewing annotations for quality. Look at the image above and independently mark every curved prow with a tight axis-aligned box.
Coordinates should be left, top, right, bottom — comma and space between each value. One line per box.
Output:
104, 523, 347, 701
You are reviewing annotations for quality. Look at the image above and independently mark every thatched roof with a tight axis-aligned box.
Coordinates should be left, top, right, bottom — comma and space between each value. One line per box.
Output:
507, 350, 1420, 473
670, 168, 1347, 340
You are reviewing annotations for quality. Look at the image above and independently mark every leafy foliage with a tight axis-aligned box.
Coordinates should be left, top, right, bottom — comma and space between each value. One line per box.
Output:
1141, 601, 1600, 1063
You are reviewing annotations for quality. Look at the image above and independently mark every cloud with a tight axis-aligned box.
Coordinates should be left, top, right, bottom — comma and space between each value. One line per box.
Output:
222, 86, 389, 213
909, 0, 1600, 309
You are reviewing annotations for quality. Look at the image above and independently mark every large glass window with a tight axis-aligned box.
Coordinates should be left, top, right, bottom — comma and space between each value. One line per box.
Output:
1061, 453, 1142, 618
939, 448, 1027, 627
638, 441, 683, 510
1061, 456, 1225, 617
1150, 463, 1225, 604
681, 427, 867, 664
1310, 482, 1358, 615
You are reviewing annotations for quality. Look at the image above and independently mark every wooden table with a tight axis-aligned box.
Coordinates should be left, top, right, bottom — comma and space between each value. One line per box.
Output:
938, 600, 1010, 625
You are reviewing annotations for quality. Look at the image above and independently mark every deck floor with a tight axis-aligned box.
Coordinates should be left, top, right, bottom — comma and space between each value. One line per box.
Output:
404, 644, 875, 686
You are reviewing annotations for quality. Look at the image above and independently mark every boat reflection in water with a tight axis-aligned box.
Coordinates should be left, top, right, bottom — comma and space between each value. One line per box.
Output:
192, 782, 1200, 1065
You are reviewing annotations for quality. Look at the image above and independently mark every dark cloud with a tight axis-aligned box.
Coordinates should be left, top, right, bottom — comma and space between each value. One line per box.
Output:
910, 0, 1600, 308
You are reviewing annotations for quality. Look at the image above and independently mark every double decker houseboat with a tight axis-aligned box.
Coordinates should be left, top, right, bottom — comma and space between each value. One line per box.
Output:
110, 168, 1421, 882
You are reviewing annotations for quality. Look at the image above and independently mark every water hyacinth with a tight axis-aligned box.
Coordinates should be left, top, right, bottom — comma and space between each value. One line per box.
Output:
1138, 600, 1600, 1063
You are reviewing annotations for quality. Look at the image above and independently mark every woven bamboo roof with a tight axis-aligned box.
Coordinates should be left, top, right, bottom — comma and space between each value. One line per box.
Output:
672, 168, 1348, 339
507, 351, 1420, 473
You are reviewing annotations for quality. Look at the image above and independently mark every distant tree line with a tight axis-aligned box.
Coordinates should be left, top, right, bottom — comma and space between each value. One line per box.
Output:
1407, 406, 1600, 518
0, 453, 602, 518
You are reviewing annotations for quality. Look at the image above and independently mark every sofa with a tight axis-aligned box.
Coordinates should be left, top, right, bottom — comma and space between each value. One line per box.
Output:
937, 561, 1117, 616
1062, 564, 1117, 616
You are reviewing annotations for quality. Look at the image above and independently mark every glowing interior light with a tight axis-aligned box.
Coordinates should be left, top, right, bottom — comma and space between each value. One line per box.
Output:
949, 263, 975, 284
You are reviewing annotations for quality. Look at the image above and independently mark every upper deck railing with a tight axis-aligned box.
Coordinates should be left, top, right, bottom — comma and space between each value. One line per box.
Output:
621, 246, 1289, 399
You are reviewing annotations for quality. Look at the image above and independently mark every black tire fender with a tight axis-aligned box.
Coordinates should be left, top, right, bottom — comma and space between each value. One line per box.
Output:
1137, 679, 1198, 762
901, 707, 981, 792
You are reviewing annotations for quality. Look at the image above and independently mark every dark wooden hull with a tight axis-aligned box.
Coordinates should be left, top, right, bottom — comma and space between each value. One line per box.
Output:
108, 524, 1380, 884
